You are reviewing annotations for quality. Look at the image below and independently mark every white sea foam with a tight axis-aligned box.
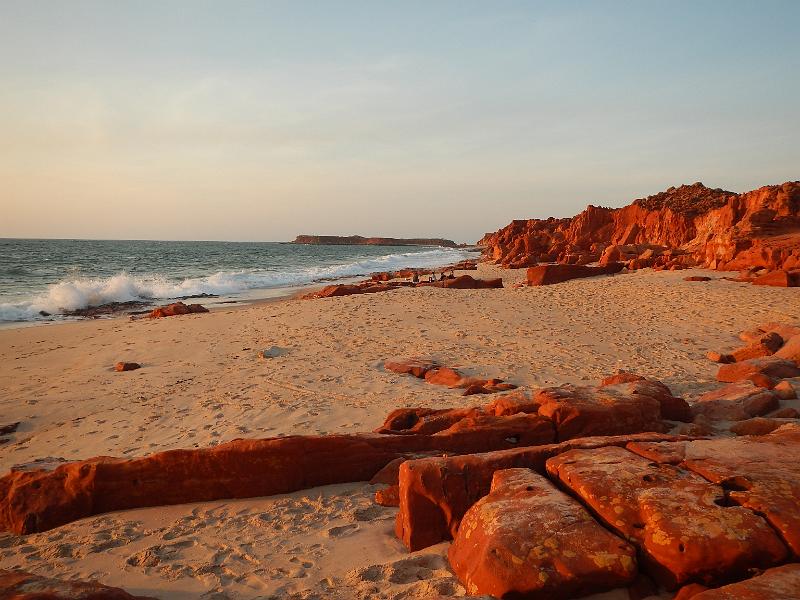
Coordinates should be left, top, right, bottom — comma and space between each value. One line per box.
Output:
0, 248, 475, 322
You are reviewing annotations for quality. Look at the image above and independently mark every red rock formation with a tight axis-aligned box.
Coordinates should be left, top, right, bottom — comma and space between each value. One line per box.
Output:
479, 181, 800, 274
526, 262, 624, 285
448, 468, 637, 598
692, 381, 780, 421
716, 357, 800, 384
752, 269, 800, 287
546, 445, 788, 589
691, 563, 800, 599
394, 432, 687, 551
114, 361, 141, 372
148, 301, 209, 318
302, 275, 502, 299
0, 569, 158, 599
383, 358, 517, 395
0, 423, 557, 535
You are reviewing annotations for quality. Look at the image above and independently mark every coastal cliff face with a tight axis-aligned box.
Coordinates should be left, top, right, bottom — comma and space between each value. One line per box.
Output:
293, 235, 459, 248
478, 181, 800, 272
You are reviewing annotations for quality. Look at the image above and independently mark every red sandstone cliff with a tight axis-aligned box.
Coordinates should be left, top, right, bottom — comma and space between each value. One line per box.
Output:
478, 181, 800, 272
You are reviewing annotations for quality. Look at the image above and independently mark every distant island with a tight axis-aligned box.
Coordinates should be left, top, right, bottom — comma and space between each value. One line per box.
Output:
292, 235, 460, 248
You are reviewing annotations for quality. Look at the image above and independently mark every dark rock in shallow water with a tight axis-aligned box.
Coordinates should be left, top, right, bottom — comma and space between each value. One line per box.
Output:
65, 300, 151, 318
38, 310, 51, 317
176, 293, 219, 300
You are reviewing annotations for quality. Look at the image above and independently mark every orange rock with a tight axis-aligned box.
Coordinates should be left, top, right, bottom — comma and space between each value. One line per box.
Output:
628, 425, 800, 556
773, 380, 797, 400
526, 263, 624, 286
448, 468, 637, 598
774, 334, 800, 362
383, 358, 438, 378
484, 389, 541, 416
692, 381, 779, 421
729, 417, 792, 436
478, 182, 800, 275
729, 332, 784, 362
752, 269, 800, 287
684, 276, 712, 282
546, 446, 788, 589
706, 351, 734, 364
600, 371, 646, 386
148, 301, 209, 318
394, 432, 685, 551
374, 485, 399, 507
673, 583, 710, 599
114, 361, 140, 372
424, 366, 465, 387
0, 422, 559, 535
691, 563, 800, 599
0, 569, 158, 599
716, 357, 800, 383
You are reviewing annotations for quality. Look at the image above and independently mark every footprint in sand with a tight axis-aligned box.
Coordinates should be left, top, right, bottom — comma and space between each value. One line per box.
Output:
325, 523, 358, 538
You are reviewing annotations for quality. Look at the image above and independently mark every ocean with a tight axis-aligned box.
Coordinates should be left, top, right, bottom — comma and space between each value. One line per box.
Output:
0, 239, 477, 325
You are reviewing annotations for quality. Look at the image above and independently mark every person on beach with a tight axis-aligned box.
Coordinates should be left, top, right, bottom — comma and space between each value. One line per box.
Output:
412, 272, 419, 284
448, 270, 456, 279
439, 272, 446, 281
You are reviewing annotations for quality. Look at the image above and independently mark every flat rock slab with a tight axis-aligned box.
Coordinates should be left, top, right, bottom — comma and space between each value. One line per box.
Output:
692, 381, 779, 421
716, 357, 800, 384
449, 468, 637, 599
546, 446, 787, 589
692, 563, 800, 599
394, 432, 686, 551
628, 424, 800, 556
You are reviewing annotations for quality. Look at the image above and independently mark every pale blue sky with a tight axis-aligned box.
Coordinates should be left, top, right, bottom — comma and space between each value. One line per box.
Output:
1, 1, 798, 242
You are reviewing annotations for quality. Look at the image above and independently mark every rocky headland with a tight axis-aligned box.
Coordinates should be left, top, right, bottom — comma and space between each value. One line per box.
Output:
292, 234, 461, 247
479, 181, 800, 284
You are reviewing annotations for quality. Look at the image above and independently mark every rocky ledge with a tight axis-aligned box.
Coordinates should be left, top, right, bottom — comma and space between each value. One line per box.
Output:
479, 181, 800, 283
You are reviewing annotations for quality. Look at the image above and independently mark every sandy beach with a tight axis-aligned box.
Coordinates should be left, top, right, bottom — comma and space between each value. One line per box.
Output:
1, 264, 798, 599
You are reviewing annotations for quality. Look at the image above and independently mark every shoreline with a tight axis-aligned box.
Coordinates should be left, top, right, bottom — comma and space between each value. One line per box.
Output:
1, 264, 798, 599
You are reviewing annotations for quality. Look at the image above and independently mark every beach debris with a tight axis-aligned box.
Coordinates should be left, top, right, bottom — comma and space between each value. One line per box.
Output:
0, 569, 158, 600
259, 346, 288, 359
114, 361, 141, 372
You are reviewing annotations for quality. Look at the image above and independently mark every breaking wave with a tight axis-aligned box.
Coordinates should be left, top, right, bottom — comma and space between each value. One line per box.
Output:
0, 247, 474, 322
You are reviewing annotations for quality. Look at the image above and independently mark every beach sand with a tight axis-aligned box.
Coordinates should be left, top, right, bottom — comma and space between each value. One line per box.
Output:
1, 265, 798, 599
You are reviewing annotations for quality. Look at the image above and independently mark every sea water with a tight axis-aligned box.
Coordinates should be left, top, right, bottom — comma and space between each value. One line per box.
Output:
0, 239, 476, 325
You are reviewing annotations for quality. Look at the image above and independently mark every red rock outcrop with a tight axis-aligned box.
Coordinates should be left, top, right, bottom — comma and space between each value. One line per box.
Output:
148, 301, 209, 318
394, 433, 688, 551
383, 358, 517, 395
448, 468, 637, 598
692, 381, 780, 421
546, 445, 788, 588
526, 262, 625, 285
716, 357, 800, 384
0, 424, 557, 535
479, 181, 800, 274
302, 275, 503, 299
691, 563, 800, 599
0, 569, 158, 599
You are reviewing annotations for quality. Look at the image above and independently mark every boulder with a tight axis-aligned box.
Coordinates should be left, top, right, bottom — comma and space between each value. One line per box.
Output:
394, 432, 686, 551
691, 563, 800, 599
706, 351, 734, 364
773, 380, 797, 400
774, 334, 800, 362
424, 366, 466, 387
692, 381, 779, 421
546, 446, 787, 589
716, 357, 800, 383
148, 301, 209, 318
535, 379, 688, 441
114, 361, 141, 372
424, 275, 503, 289
526, 263, 624, 286
448, 468, 637, 599
684, 276, 712, 282
0, 569, 158, 599
751, 270, 800, 287
729, 332, 784, 362
484, 389, 541, 416
729, 417, 794, 436
384, 358, 438, 378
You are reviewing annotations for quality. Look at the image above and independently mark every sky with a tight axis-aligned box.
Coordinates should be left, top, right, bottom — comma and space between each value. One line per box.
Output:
1, 1, 798, 243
